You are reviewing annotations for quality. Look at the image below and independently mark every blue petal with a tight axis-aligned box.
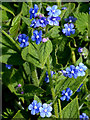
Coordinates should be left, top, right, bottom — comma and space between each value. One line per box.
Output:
62, 29, 67, 34
61, 90, 65, 95
20, 43, 24, 48
52, 5, 57, 10
71, 29, 75, 34
80, 71, 85, 76
66, 96, 70, 101
48, 20, 53, 26
33, 30, 38, 35
53, 9, 61, 17
54, 21, 59, 26
46, 6, 51, 11
31, 109, 36, 115
47, 106, 52, 112
82, 65, 87, 71
18, 38, 22, 43
46, 112, 52, 117
40, 112, 45, 118
28, 104, 33, 110
48, 11, 53, 16
60, 96, 66, 101
68, 73, 73, 78
66, 67, 71, 72
31, 35, 35, 41
39, 30, 42, 36
65, 31, 71, 36
69, 23, 74, 28
29, 8, 33, 13
43, 103, 48, 108
66, 88, 70, 92
64, 24, 69, 28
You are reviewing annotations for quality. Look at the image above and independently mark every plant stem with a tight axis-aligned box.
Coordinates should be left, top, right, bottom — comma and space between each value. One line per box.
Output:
58, 99, 62, 119
47, 57, 58, 118
30, 64, 39, 87
71, 50, 76, 64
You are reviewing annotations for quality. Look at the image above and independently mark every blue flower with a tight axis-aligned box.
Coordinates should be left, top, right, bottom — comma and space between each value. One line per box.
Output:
37, 17, 48, 27
80, 113, 89, 120
62, 7, 67, 10
66, 65, 78, 79
28, 100, 42, 115
78, 47, 83, 53
77, 84, 83, 92
31, 30, 42, 44
29, 4, 39, 19
39, 103, 52, 118
61, 70, 68, 77
60, 88, 73, 101
18, 34, 29, 48
47, 16, 61, 26
5, 64, 12, 69
46, 5, 61, 17
62, 23, 75, 36
76, 63, 87, 76
30, 19, 38, 28
64, 16, 77, 23
45, 71, 55, 83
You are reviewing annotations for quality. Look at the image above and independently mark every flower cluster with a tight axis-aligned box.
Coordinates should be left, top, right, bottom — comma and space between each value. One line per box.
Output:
78, 47, 89, 59
18, 34, 29, 48
45, 71, 55, 83
62, 16, 77, 36
28, 100, 52, 118
46, 5, 61, 26
62, 63, 87, 79
60, 88, 73, 101
80, 113, 89, 120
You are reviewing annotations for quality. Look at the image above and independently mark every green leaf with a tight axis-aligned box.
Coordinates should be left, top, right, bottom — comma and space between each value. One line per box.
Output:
75, 56, 82, 66
0, 4, 15, 16
22, 2, 28, 16
55, 73, 88, 96
0, 45, 24, 65
21, 16, 31, 26
21, 40, 52, 68
46, 26, 60, 38
62, 97, 79, 118
13, 110, 29, 119
64, 3, 75, 18
9, 14, 21, 38
1, 30, 20, 52
74, 12, 88, 34
34, 95, 42, 103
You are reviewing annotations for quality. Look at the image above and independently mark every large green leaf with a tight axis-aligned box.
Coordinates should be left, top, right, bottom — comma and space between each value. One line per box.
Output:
74, 12, 88, 34
55, 72, 88, 96
62, 97, 79, 118
0, 45, 24, 65
21, 40, 52, 68
21, 16, 32, 26
1, 30, 20, 52
0, 4, 15, 16
45, 26, 60, 38
9, 14, 21, 38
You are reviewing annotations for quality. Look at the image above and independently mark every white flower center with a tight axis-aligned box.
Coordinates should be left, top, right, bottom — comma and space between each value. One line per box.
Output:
36, 35, 39, 39
34, 106, 37, 109
32, 10, 34, 13
52, 10, 55, 13
80, 69, 83, 71
44, 109, 47, 112
68, 28, 70, 31
71, 70, 74, 74
69, 20, 72, 22
65, 92, 68, 96
53, 18, 56, 21
41, 20, 44, 23
22, 39, 25, 42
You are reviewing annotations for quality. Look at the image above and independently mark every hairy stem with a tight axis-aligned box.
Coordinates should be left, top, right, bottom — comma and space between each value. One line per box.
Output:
58, 99, 62, 119
47, 57, 58, 118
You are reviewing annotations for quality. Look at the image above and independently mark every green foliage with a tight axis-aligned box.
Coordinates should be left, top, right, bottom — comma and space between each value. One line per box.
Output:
74, 12, 88, 34
21, 40, 52, 68
62, 97, 79, 118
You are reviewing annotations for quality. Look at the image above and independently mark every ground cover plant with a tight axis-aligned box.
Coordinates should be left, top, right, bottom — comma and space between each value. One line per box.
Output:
0, 1, 90, 120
